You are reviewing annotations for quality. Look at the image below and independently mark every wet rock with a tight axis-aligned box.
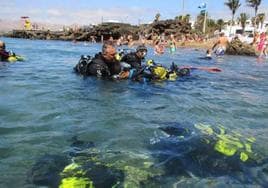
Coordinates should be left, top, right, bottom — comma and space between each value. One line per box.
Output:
159, 125, 191, 137
69, 136, 95, 149
151, 122, 263, 180
28, 154, 69, 188
226, 39, 256, 56
81, 162, 124, 188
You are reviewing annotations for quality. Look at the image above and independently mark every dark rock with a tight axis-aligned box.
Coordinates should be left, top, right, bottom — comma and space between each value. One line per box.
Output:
226, 38, 256, 56
4, 19, 192, 42
159, 126, 191, 137
141, 19, 192, 40
69, 136, 95, 149
82, 162, 124, 188
28, 154, 70, 188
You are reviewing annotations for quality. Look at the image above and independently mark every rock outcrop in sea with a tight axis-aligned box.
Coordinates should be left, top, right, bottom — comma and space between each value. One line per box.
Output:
226, 38, 256, 56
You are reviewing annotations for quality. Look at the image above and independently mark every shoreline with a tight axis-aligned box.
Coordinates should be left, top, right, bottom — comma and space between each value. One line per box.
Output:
1, 35, 258, 56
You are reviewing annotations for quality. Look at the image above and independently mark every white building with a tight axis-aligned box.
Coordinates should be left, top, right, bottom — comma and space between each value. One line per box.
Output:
222, 19, 268, 37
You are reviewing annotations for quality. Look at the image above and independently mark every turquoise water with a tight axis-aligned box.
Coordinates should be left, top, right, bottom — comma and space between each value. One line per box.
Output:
0, 37, 268, 187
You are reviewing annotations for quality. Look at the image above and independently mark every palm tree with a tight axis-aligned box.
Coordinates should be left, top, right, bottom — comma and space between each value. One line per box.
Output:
246, 0, 262, 30
257, 13, 265, 29
251, 16, 256, 27
184, 14, 191, 23
238, 13, 249, 33
175, 15, 184, 21
175, 14, 190, 23
224, 0, 241, 26
217, 19, 225, 32
195, 12, 206, 32
154, 13, 161, 22
246, 0, 262, 17
255, 16, 260, 28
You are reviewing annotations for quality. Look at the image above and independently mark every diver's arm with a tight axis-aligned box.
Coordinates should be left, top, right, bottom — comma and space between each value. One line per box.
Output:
212, 40, 219, 50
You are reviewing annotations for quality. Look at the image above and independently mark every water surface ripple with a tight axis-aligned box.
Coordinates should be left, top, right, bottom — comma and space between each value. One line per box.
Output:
0, 37, 268, 187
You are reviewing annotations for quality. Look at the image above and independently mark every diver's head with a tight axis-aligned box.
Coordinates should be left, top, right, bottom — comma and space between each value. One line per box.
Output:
136, 45, 147, 59
102, 41, 117, 62
0, 41, 6, 50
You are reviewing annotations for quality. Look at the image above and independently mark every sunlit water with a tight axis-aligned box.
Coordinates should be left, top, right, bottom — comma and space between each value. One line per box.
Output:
0, 37, 268, 187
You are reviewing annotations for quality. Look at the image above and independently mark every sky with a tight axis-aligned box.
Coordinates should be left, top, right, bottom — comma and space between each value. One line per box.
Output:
1, 0, 268, 26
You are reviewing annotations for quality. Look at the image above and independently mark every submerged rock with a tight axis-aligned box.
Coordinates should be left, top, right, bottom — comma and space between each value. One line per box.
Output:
69, 136, 95, 150
28, 154, 69, 188
149, 122, 268, 186
60, 160, 124, 188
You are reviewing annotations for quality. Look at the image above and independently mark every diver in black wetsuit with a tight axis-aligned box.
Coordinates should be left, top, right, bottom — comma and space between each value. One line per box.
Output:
120, 45, 148, 69
74, 42, 121, 78
0, 41, 10, 61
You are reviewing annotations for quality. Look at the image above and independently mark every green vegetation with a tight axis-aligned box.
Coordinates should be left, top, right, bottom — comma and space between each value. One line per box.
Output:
238, 13, 249, 33
225, 0, 241, 26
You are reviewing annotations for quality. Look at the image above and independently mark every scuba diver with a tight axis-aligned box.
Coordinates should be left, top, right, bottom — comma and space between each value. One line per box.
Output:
117, 60, 190, 82
74, 41, 121, 79
75, 43, 220, 82
0, 40, 24, 62
0, 41, 10, 61
120, 45, 148, 69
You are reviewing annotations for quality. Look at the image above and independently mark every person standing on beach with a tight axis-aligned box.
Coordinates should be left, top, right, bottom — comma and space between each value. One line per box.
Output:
212, 32, 229, 56
257, 32, 267, 58
252, 32, 259, 46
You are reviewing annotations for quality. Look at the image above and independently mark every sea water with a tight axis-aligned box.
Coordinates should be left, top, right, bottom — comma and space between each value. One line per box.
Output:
0, 37, 268, 187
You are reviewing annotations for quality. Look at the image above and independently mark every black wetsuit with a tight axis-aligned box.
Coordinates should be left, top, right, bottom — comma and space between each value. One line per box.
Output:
0, 50, 9, 61
121, 52, 143, 69
75, 53, 121, 78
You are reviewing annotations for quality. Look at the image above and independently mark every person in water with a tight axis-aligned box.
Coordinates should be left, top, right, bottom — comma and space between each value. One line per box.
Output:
120, 45, 148, 69
74, 41, 121, 78
257, 32, 267, 58
168, 34, 176, 53
212, 32, 229, 56
0, 41, 10, 61
154, 40, 165, 55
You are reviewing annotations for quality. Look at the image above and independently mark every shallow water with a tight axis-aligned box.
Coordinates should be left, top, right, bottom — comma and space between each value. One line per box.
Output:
0, 37, 268, 187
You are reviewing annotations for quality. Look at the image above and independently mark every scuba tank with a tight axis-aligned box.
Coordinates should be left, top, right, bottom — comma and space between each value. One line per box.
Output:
145, 60, 168, 80
74, 55, 92, 75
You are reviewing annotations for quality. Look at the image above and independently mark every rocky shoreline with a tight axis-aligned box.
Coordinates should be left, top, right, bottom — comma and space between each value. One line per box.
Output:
2, 20, 191, 42
1, 20, 257, 56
